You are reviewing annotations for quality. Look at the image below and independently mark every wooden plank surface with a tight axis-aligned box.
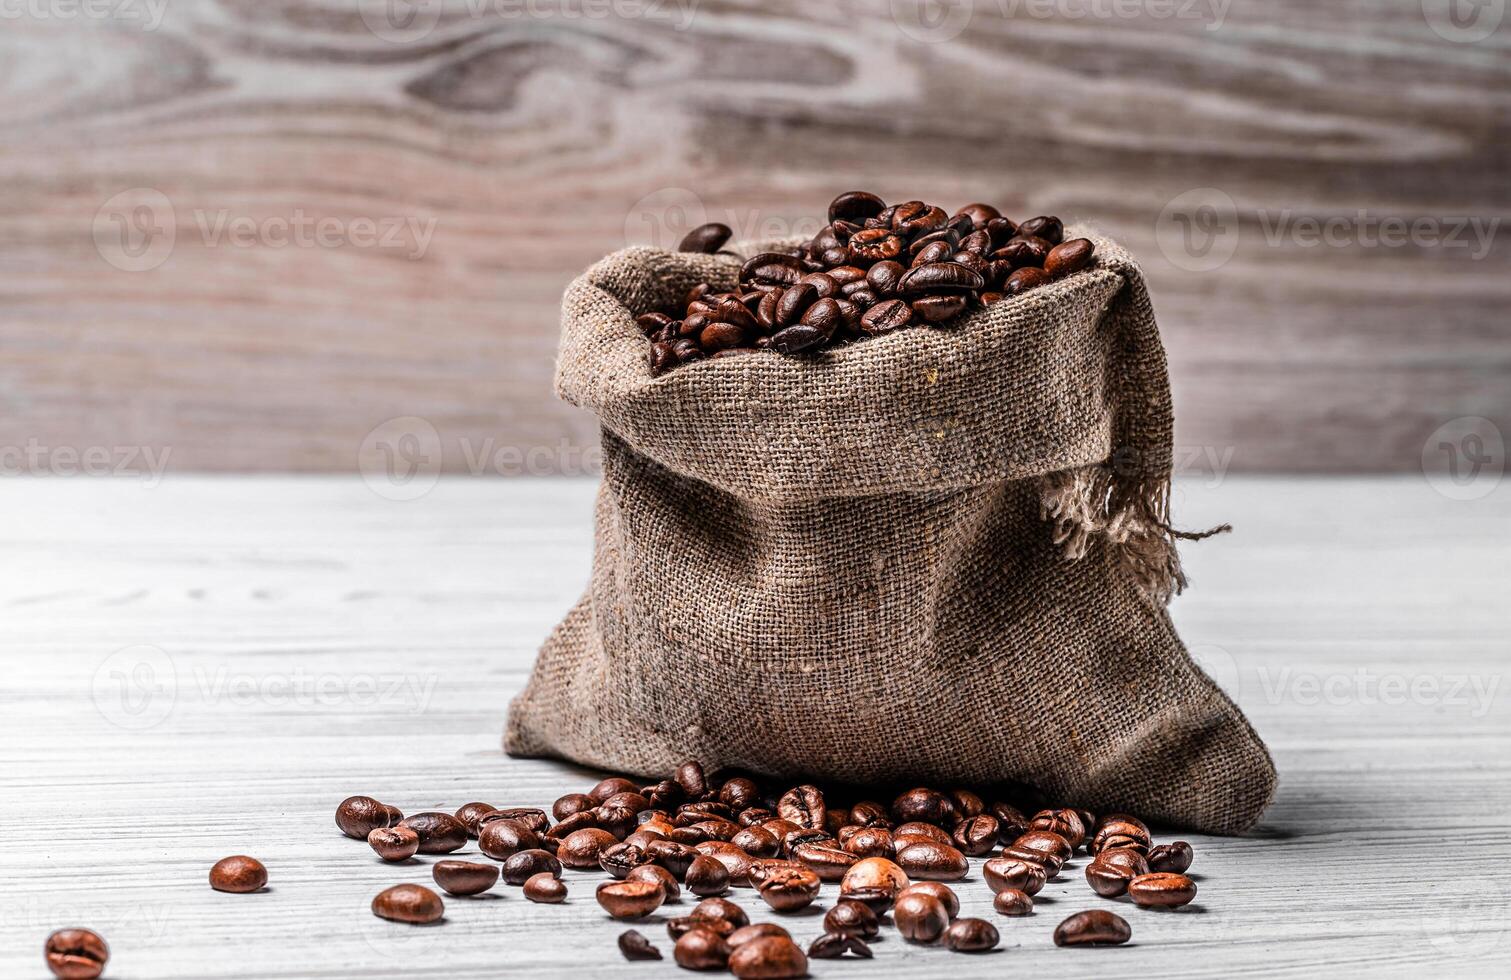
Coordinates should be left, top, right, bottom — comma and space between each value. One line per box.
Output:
2, 1, 1508, 474
1, 475, 1508, 977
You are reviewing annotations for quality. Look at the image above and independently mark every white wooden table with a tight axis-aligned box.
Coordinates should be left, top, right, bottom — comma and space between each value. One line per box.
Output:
3, 476, 1507, 978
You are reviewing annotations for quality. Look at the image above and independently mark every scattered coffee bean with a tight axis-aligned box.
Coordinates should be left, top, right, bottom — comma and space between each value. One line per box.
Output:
398, 812, 468, 855
691, 896, 749, 928
1127, 872, 1198, 908
432, 860, 498, 897
728, 935, 808, 979
680, 223, 733, 254
808, 933, 873, 960
597, 879, 666, 920
894, 891, 950, 944
891, 787, 956, 825
669, 915, 735, 941
823, 899, 880, 939
559, 828, 618, 868
453, 802, 496, 836
729, 924, 791, 948
502, 848, 562, 885
674, 927, 732, 971
371, 883, 444, 924
1092, 815, 1152, 855
1148, 840, 1195, 874
626, 863, 681, 903
755, 866, 820, 913
336, 796, 398, 839
523, 872, 567, 904
44, 928, 108, 980
898, 881, 960, 919
554, 793, 594, 820
208, 855, 267, 894
618, 929, 663, 961
685, 854, 731, 896
993, 888, 1035, 916
952, 814, 1000, 856
896, 840, 969, 881
367, 826, 419, 862
944, 917, 1000, 953
1054, 909, 1132, 947
982, 857, 1047, 896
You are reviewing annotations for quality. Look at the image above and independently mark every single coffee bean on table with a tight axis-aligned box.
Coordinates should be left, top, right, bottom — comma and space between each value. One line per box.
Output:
993, 887, 1035, 916
728, 935, 808, 979
208, 855, 267, 893
367, 826, 420, 862
336, 795, 399, 839
523, 872, 567, 904
1127, 871, 1198, 908
44, 928, 109, 980
823, 899, 880, 939
1054, 909, 1132, 947
597, 879, 666, 920
371, 884, 444, 924
807, 933, 873, 960
943, 917, 1000, 953
898, 881, 960, 919
1148, 840, 1195, 873
618, 929, 663, 961
894, 891, 950, 944
501, 848, 561, 885
674, 927, 732, 971
432, 860, 499, 897
728, 923, 791, 948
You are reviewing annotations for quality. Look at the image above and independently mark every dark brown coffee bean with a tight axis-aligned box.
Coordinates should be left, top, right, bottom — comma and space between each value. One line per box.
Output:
336, 796, 396, 839
985, 215, 1020, 245
602, 791, 652, 815
911, 293, 970, 323
669, 915, 735, 941
595, 805, 640, 840
1148, 841, 1194, 874
747, 858, 806, 890
679, 223, 732, 254
600, 841, 653, 879
1001, 845, 1064, 877
675, 927, 732, 971
398, 812, 467, 854
1054, 909, 1131, 947
1045, 238, 1095, 277
982, 857, 1047, 895
685, 854, 730, 896
668, 759, 706, 799
993, 887, 1034, 916
597, 879, 666, 920
453, 802, 496, 837
841, 826, 895, 859
695, 841, 755, 886
618, 928, 663, 961
824, 898, 880, 939
898, 880, 960, 919
649, 340, 677, 375
893, 201, 948, 238
864, 260, 906, 297
731, 826, 780, 858
637, 311, 673, 336
626, 863, 681, 903
717, 777, 759, 810
1018, 215, 1064, 245
990, 802, 1029, 838
501, 848, 561, 885
840, 856, 908, 901
728, 924, 791, 949
1086, 858, 1137, 897
1014, 830, 1073, 866
829, 191, 887, 225
208, 855, 266, 893
648, 839, 699, 877
791, 842, 855, 881
478, 819, 542, 861
1128, 872, 1198, 908
545, 811, 597, 840
523, 872, 567, 904
432, 860, 498, 897
1004, 266, 1052, 295
859, 298, 912, 335
809, 932, 872, 960
993, 236, 1052, 269
755, 866, 820, 913
1092, 815, 1152, 855
848, 227, 904, 263
767, 324, 826, 355
896, 841, 968, 881
776, 785, 826, 830
1097, 847, 1150, 876
45, 928, 108, 980
480, 806, 549, 835
952, 815, 1000, 856
911, 239, 955, 267
944, 917, 999, 953
1029, 808, 1087, 847
371, 883, 444, 924
367, 826, 419, 862
559, 827, 618, 868
894, 891, 950, 943
691, 896, 749, 927
897, 262, 985, 295
729, 935, 808, 979
740, 252, 804, 288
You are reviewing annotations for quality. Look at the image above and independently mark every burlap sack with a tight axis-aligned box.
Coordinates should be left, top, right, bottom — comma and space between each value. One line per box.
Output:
506, 228, 1276, 835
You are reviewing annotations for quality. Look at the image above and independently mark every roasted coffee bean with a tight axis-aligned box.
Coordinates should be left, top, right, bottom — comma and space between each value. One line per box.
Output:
732, 826, 780, 858
898, 881, 960, 919
911, 293, 969, 322
729, 935, 808, 979
993, 887, 1034, 916
1097, 847, 1150, 876
838, 885, 896, 915
558, 827, 618, 868
603, 791, 652, 814
1004, 266, 1052, 295
1086, 858, 1137, 897
1128, 872, 1198, 908
982, 857, 1047, 895
896, 841, 968, 881
368, 826, 420, 862
1054, 909, 1132, 947
762, 818, 803, 839
808, 932, 873, 959
767, 324, 826, 355
747, 858, 806, 890
1013, 830, 1074, 866
479, 819, 543, 861
649, 340, 677, 374
336, 796, 397, 839
993, 235, 1052, 268
859, 298, 913, 335
954, 202, 1001, 230
864, 260, 906, 297
728, 924, 791, 949
482, 806, 550, 835
740, 252, 805, 288
594, 805, 640, 840
696, 841, 755, 885
686, 854, 731, 896
600, 841, 653, 879
680, 223, 733, 254
626, 862, 682, 902
842, 826, 895, 858
648, 839, 699, 877
675, 928, 732, 971
1030, 808, 1086, 847
597, 879, 666, 920
894, 821, 952, 845
669, 915, 735, 941
952, 815, 1000, 856
829, 191, 887, 225
691, 896, 749, 928
841, 856, 909, 901
791, 841, 855, 881
824, 899, 880, 939
432, 860, 498, 897
1045, 238, 1095, 277
719, 777, 760, 810
1017, 215, 1064, 245
891, 788, 956, 826
893, 201, 949, 238
523, 872, 567, 903
944, 917, 999, 953
399, 812, 468, 854
894, 892, 950, 944
755, 866, 820, 913
209, 855, 267, 893
502, 848, 561, 885
1092, 815, 1152, 855
990, 802, 1029, 838
898, 262, 985, 295
371, 883, 444, 924
1148, 840, 1194, 874
912, 239, 955, 267
618, 929, 663, 961
453, 802, 497, 836
1001, 845, 1064, 877
45, 928, 108, 980
776, 785, 826, 830
780, 828, 830, 858
848, 227, 904, 263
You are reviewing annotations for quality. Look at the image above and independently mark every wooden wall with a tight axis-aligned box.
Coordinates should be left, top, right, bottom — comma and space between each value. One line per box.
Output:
2, 0, 1507, 476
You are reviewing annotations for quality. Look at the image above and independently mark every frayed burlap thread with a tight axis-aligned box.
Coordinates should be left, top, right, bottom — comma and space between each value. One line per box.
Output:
505, 229, 1276, 835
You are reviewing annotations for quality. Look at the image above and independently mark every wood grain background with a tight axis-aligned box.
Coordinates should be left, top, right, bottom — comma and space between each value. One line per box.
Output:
1, 0, 1507, 475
